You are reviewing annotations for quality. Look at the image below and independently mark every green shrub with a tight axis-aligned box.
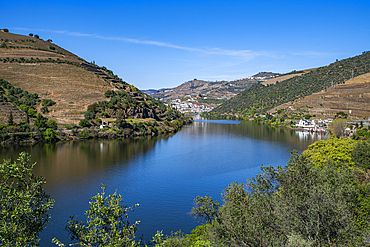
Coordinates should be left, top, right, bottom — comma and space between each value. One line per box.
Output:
79, 129, 90, 139
302, 137, 356, 166
0, 152, 54, 246
84, 111, 95, 120
43, 128, 56, 141
352, 141, 370, 169
208, 152, 368, 246
42, 99, 56, 107
41, 106, 49, 113
53, 185, 141, 246
79, 119, 90, 128
46, 120, 58, 129
27, 108, 37, 117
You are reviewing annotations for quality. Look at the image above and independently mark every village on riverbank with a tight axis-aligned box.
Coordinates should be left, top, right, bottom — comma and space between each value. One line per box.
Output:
169, 96, 370, 139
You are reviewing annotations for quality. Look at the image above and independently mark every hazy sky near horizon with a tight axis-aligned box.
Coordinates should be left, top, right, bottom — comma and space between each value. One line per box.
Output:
3, 0, 370, 89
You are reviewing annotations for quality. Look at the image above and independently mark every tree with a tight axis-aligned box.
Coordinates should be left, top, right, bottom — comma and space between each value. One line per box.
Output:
46, 120, 58, 129
208, 152, 368, 246
331, 118, 347, 137
352, 141, 370, 169
3, 29, 9, 32
34, 113, 47, 128
34, 34, 39, 39
41, 106, 49, 114
190, 195, 220, 223
29, 33, 33, 37
115, 112, 126, 129
353, 127, 370, 141
0, 152, 54, 246
302, 137, 356, 166
79, 129, 90, 139
54, 185, 141, 246
84, 111, 95, 120
7, 111, 14, 126
79, 119, 90, 128
44, 128, 56, 141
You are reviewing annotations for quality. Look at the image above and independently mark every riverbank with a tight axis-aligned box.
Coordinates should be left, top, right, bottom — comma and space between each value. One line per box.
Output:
0, 120, 325, 246
0, 117, 193, 146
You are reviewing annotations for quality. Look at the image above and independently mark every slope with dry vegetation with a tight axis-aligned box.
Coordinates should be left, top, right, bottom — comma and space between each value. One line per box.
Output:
205, 51, 370, 120
0, 30, 181, 125
273, 72, 370, 120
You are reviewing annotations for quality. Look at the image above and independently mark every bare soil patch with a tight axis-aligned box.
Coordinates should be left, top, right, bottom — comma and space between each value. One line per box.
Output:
262, 72, 309, 86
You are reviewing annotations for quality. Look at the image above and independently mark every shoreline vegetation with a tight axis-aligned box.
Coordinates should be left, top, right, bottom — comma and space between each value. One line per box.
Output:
0, 117, 193, 146
0, 114, 193, 146
0, 76, 193, 146
201, 110, 370, 140
2, 136, 370, 246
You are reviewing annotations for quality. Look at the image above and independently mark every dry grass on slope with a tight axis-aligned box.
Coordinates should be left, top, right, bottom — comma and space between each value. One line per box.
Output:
271, 72, 370, 120
344, 72, 370, 85
261, 70, 312, 86
0, 31, 83, 63
0, 63, 115, 124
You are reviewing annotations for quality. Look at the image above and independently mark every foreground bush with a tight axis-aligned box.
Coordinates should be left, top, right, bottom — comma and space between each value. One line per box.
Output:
53, 185, 142, 246
193, 151, 370, 246
0, 152, 54, 246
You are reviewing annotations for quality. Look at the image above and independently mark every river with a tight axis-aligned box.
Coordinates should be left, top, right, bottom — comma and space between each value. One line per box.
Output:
0, 120, 328, 246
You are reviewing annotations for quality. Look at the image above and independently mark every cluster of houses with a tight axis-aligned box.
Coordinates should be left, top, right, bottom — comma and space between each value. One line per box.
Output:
167, 99, 214, 113
295, 118, 333, 133
295, 118, 331, 130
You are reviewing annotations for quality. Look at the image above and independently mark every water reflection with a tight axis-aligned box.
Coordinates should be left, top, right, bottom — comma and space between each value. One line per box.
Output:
295, 130, 327, 142
0, 135, 176, 186
189, 121, 327, 151
0, 121, 328, 245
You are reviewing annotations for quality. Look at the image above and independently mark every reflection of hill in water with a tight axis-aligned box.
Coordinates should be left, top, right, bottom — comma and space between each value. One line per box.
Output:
190, 121, 328, 152
0, 122, 327, 186
0, 121, 329, 246
0, 134, 174, 185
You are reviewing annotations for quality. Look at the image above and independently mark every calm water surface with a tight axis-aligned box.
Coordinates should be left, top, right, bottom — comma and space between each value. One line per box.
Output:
0, 121, 328, 246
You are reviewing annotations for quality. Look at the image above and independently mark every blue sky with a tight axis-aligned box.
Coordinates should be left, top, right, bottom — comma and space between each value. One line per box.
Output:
3, 0, 370, 89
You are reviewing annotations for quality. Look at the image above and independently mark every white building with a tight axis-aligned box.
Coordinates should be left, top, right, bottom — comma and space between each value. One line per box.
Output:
296, 119, 316, 129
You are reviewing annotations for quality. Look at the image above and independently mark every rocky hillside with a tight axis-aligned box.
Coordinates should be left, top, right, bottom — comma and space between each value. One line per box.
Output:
151, 72, 279, 102
0, 30, 179, 125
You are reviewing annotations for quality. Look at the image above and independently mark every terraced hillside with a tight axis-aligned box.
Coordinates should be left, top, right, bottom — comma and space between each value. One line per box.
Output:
0, 31, 176, 125
0, 31, 83, 63
0, 101, 27, 125
207, 51, 370, 119
272, 72, 370, 120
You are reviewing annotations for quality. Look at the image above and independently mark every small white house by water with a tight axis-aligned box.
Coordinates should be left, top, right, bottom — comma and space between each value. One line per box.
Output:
296, 119, 316, 129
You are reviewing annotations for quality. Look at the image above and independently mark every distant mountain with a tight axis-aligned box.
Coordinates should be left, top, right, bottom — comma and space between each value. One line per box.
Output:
252, 72, 281, 79
151, 72, 280, 103
141, 88, 169, 96
204, 51, 370, 119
